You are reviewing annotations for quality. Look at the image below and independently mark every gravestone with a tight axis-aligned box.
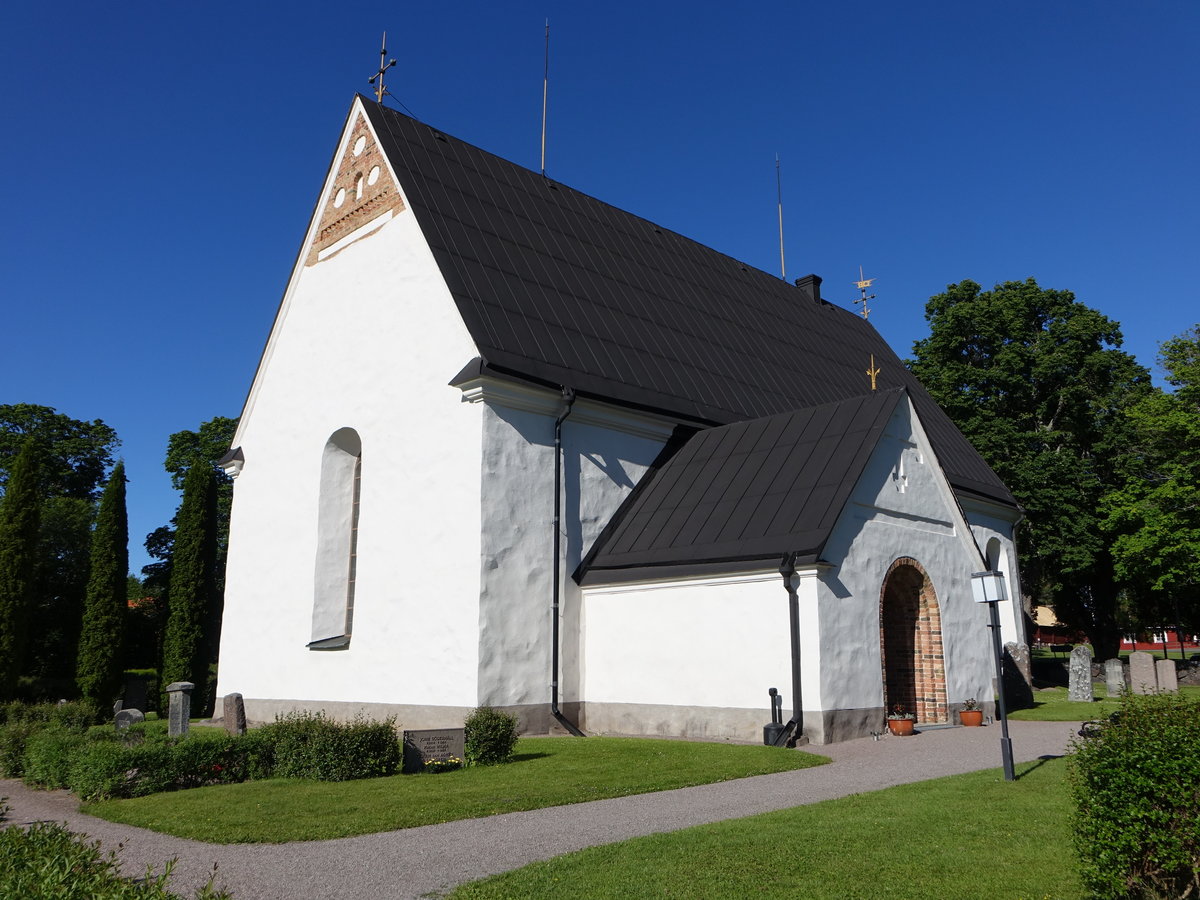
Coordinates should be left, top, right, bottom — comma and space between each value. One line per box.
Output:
1129, 651, 1158, 694
165, 681, 194, 738
1156, 658, 1179, 692
114, 708, 144, 732
1003, 642, 1035, 709
1104, 658, 1125, 697
402, 728, 466, 773
1068, 645, 1095, 702
222, 692, 247, 736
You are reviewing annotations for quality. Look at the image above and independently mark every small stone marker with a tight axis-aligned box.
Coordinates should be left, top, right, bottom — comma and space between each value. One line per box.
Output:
165, 681, 194, 738
1129, 651, 1158, 694
222, 692, 247, 736
1104, 658, 1125, 697
1003, 642, 1034, 709
1156, 658, 1179, 692
1068, 645, 1095, 702
402, 728, 466, 773
114, 708, 145, 732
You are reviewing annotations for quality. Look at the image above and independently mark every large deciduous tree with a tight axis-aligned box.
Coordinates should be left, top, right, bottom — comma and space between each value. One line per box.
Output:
909, 279, 1152, 659
75, 462, 129, 710
159, 462, 219, 715
1105, 326, 1200, 634
0, 439, 42, 698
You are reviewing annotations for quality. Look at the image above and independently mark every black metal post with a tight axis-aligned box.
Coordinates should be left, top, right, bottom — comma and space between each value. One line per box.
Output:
987, 599, 1015, 781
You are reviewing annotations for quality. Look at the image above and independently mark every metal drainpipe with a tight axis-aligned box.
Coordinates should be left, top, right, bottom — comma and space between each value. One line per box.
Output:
777, 552, 804, 747
551, 386, 585, 737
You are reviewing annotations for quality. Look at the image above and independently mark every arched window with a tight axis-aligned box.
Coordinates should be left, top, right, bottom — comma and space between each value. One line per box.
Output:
309, 428, 361, 650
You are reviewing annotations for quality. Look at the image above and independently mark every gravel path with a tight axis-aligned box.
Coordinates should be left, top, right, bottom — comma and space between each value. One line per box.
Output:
1, 720, 1077, 899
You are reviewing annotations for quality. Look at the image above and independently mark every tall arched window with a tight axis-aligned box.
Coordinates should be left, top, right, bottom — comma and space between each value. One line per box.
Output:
309, 428, 361, 650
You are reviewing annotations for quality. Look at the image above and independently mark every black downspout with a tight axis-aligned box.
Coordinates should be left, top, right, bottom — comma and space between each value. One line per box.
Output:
551, 386, 585, 737
775, 552, 805, 747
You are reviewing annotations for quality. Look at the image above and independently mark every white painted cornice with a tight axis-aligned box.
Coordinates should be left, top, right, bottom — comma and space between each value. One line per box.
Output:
456, 374, 680, 442
584, 565, 825, 595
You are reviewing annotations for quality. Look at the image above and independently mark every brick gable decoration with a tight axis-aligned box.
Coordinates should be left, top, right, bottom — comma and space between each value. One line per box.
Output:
306, 111, 405, 266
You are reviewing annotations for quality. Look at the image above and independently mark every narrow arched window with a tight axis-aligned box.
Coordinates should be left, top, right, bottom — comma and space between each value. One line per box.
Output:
309, 428, 361, 650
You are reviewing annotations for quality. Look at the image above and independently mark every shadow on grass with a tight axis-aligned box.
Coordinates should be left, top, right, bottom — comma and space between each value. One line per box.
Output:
1015, 754, 1064, 780
510, 752, 552, 763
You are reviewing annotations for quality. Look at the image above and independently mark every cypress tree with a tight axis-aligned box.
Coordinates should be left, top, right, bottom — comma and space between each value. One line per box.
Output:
0, 439, 42, 699
160, 463, 217, 714
75, 461, 128, 709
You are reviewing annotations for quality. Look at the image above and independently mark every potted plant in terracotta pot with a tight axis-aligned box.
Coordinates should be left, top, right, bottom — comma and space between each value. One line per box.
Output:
959, 698, 983, 727
887, 703, 916, 736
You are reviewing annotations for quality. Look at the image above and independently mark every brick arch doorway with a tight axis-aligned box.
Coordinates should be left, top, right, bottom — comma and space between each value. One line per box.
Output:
880, 558, 947, 724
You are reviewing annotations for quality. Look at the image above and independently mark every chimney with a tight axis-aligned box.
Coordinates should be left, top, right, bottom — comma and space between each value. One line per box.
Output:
794, 274, 823, 304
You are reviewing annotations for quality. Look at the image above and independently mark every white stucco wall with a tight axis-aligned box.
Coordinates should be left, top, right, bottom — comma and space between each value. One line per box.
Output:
467, 390, 672, 717
816, 398, 996, 721
218, 117, 482, 715
963, 497, 1027, 648
580, 571, 805, 735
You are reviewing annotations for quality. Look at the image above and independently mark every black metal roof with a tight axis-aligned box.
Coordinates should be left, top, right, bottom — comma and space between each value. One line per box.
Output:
361, 97, 1014, 507
577, 390, 906, 583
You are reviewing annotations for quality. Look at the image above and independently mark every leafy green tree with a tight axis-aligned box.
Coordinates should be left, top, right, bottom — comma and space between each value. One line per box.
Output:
909, 279, 1152, 659
160, 463, 218, 715
75, 462, 129, 709
0, 440, 42, 698
0, 405, 120, 687
1105, 326, 1200, 633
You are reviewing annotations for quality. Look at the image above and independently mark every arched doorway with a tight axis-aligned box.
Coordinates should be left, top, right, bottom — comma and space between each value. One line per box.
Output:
880, 557, 947, 723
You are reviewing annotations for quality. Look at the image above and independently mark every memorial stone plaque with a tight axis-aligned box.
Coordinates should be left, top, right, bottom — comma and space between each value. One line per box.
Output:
1068, 645, 1095, 702
165, 681, 194, 738
223, 692, 247, 736
114, 708, 145, 732
1129, 651, 1158, 694
1104, 658, 1125, 697
402, 728, 466, 773
1156, 658, 1179, 692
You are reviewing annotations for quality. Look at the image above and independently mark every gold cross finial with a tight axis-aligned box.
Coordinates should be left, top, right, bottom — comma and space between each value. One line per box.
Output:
867, 354, 881, 391
853, 265, 877, 320
368, 32, 397, 103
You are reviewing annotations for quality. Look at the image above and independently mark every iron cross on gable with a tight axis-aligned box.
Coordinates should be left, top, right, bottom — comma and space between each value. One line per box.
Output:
369, 32, 397, 103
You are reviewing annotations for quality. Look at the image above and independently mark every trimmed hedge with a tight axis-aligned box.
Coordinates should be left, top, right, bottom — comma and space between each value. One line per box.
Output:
463, 706, 519, 766
1069, 691, 1200, 899
0, 800, 231, 898
258, 712, 400, 781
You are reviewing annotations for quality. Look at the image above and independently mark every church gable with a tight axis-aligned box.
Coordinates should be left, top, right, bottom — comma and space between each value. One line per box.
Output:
306, 104, 406, 266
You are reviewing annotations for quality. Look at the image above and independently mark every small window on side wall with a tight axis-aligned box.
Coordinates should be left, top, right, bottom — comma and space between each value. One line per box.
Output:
309, 428, 361, 650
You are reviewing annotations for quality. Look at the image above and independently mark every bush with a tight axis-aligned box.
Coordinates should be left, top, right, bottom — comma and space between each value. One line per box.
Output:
0, 721, 39, 778
0, 699, 99, 728
22, 727, 91, 789
1068, 691, 1200, 899
0, 800, 231, 898
464, 706, 519, 766
260, 712, 400, 781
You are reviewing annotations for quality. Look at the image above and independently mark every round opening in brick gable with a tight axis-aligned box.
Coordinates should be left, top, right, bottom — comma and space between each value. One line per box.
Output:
368, 166, 380, 186
353, 135, 366, 156
333, 188, 346, 209
355, 174, 364, 199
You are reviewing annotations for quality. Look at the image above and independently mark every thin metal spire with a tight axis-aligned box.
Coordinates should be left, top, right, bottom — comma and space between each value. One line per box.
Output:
541, 20, 550, 176
776, 154, 786, 280
368, 32, 397, 103
867, 354, 881, 391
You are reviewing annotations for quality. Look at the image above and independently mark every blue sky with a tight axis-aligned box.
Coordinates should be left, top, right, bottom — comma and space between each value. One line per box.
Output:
2, 2, 1196, 574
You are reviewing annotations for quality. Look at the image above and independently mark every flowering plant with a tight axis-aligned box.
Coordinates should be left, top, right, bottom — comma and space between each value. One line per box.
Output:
963, 697, 979, 711
887, 703, 916, 721
423, 756, 463, 774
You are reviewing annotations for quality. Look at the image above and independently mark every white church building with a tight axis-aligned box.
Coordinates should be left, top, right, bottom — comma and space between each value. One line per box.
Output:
215, 95, 1026, 744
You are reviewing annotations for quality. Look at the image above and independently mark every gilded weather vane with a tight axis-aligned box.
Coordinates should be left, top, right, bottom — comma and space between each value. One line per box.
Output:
853, 266, 876, 320
368, 32, 397, 103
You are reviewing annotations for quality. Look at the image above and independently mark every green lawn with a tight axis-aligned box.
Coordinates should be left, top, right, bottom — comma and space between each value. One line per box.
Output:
452, 757, 1081, 900
83, 736, 827, 843
1010, 685, 1200, 721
